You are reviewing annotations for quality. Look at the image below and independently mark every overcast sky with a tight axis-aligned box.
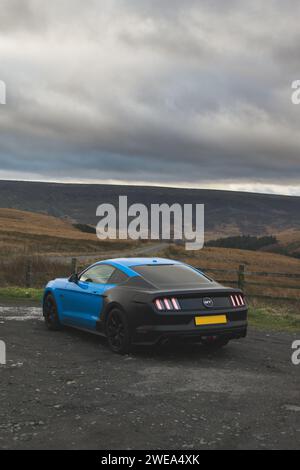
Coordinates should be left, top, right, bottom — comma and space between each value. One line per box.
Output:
0, 0, 300, 195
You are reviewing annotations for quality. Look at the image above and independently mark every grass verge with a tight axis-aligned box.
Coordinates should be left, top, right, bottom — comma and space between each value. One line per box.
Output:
0, 287, 43, 302
248, 306, 300, 332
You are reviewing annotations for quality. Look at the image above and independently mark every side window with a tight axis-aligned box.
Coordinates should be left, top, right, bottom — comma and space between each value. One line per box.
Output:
108, 268, 129, 284
80, 265, 115, 284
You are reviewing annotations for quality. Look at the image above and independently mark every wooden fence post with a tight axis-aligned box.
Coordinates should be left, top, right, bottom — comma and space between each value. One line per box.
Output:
71, 257, 78, 273
238, 264, 245, 290
25, 259, 33, 288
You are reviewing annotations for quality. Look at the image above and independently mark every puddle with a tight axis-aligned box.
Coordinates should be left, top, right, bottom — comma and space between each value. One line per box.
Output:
0, 306, 42, 321
283, 405, 300, 412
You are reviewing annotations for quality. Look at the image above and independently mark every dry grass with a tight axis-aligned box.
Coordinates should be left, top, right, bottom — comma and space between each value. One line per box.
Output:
0, 208, 137, 256
0, 208, 92, 239
274, 228, 300, 244
0, 208, 299, 301
164, 244, 300, 273
0, 255, 71, 287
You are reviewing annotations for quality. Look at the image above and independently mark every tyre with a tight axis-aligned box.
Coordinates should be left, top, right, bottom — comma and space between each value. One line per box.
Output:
201, 336, 229, 351
106, 308, 131, 354
43, 293, 62, 331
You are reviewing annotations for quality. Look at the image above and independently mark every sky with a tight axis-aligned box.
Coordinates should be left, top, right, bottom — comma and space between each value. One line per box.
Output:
0, 0, 300, 195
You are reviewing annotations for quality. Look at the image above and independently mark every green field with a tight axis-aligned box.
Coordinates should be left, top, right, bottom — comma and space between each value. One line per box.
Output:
0, 287, 44, 302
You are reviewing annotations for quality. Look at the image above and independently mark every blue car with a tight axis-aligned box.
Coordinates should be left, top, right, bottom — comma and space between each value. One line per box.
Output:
43, 257, 248, 354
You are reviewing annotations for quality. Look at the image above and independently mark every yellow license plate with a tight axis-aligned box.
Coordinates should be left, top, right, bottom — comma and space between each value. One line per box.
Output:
195, 315, 227, 326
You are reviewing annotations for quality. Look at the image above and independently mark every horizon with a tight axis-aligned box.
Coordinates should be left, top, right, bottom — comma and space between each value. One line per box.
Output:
0, 178, 299, 198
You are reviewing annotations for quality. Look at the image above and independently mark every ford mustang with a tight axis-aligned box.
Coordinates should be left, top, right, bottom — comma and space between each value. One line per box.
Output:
43, 257, 247, 354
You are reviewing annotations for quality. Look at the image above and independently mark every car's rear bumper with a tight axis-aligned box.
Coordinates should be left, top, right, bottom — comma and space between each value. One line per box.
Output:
133, 318, 248, 345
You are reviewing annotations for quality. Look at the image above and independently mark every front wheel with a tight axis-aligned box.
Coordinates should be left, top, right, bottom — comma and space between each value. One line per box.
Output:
106, 308, 131, 354
43, 294, 62, 331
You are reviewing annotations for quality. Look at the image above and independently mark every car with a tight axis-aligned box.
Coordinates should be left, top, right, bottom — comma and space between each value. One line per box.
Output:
43, 257, 247, 354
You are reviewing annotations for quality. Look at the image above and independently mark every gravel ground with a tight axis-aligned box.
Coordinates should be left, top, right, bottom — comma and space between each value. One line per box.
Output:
0, 300, 299, 450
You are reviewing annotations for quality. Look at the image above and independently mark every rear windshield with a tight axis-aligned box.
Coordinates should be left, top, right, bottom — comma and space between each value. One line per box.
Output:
131, 264, 212, 288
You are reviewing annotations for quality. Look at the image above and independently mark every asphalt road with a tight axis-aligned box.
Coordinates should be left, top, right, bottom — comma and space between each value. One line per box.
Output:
50, 242, 170, 264
0, 300, 299, 450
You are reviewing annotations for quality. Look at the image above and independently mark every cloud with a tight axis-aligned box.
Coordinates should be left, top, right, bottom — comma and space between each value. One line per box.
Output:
0, 0, 299, 194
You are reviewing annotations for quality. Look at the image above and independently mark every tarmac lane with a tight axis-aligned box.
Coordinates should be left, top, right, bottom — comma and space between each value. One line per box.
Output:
0, 300, 299, 449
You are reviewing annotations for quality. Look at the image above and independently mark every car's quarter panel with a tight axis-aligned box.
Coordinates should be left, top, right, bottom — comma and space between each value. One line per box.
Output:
57, 280, 115, 329
43, 278, 69, 320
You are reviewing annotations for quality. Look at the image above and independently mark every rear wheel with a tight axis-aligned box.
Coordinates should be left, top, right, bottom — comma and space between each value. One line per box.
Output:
43, 294, 62, 331
201, 336, 229, 351
106, 308, 131, 354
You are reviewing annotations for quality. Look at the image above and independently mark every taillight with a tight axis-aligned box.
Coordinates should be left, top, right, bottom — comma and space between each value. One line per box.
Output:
154, 297, 181, 311
171, 297, 180, 310
155, 299, 164, 311
230, 294, 245, 307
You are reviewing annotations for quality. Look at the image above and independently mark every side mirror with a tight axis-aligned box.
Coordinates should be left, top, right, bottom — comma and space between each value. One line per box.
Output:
69, 273, 79, 283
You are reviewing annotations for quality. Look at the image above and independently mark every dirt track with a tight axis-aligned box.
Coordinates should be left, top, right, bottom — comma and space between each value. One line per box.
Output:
0, 300, 299, 450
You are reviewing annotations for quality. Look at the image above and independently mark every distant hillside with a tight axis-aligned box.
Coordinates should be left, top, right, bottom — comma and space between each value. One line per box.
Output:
0, 180, 299, 238
206, 235, 278, 251
0, 208, 136, 256
0, 208, 95, 240
204, 233, 300, 258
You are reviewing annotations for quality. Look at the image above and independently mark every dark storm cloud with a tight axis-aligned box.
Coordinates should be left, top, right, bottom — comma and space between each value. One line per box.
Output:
0, 0, 300, 193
